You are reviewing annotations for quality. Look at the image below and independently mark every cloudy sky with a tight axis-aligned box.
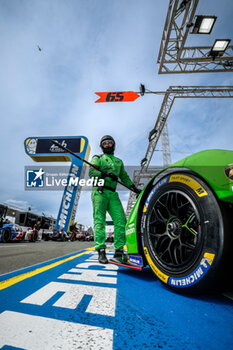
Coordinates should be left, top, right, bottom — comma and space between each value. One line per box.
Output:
0, 0, 233, 226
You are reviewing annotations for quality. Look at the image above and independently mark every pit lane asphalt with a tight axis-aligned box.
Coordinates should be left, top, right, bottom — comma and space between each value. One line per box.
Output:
0, 240, 94, 275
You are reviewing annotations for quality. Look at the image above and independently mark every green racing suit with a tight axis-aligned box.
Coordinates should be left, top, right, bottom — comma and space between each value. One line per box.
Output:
89, 153, 133, 251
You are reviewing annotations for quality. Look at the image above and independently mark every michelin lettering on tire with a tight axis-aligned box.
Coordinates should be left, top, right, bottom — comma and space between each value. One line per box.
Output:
168, 252, 215, 288
144, 245, 215, 288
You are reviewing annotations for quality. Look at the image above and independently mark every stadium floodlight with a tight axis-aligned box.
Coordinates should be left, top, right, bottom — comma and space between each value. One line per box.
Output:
148, 128, 158, 142
141, 157, 147, 167
191, 15, 217, 34
209, 39, 231, 58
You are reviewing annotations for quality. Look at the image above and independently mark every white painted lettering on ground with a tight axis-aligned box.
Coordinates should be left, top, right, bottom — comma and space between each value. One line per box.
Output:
59, 269, 117, 284
0, 311, 113, 350
76, 261, 118, 270
21, 281, 117, 316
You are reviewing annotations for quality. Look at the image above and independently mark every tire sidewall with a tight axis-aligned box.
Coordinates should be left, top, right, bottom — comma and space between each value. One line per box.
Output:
2, 228, 11, 243
141, 172, 224, 291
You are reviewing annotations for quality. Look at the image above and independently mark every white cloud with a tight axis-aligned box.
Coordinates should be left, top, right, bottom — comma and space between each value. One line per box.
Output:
5, 199, 30, 210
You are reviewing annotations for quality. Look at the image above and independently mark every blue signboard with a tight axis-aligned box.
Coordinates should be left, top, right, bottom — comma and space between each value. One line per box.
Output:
24, 136, 90, 231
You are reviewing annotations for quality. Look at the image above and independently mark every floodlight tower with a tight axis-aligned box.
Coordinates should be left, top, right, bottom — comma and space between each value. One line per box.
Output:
158, 0, 233, 73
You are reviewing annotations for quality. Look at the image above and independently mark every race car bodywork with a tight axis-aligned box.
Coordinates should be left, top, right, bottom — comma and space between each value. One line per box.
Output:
0, 223, 24, 243
123, 149, 233, 293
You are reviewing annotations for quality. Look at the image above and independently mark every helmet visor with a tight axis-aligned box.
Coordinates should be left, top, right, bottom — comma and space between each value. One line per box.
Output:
101, 140, 114, 147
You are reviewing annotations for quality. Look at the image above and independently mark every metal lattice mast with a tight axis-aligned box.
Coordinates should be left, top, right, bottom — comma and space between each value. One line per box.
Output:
126, 85, 233, 217
157, 0, 233, 74
161, 122, 172, 167
143, 90, 175, 171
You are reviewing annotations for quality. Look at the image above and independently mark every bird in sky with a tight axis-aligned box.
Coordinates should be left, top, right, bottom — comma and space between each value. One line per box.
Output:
37, 45, 42, 51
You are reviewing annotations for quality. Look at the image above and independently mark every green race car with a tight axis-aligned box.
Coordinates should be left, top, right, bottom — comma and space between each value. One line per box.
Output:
123, 149, 233, 293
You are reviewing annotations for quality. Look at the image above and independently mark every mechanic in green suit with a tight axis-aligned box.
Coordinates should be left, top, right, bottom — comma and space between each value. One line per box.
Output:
89, 135, 140, 264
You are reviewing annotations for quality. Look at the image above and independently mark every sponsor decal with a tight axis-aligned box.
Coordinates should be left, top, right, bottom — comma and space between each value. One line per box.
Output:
168, 253, 215, 288
126, 223, 135, 236
36, 138, 81, 154
57, 164, 79, 229
26, 138, 38, 154
128, 255, 143, 267
143, 247, 169, 284
169, 174, 208, 197
49, 140, 67, 153
143, 176, 169, 212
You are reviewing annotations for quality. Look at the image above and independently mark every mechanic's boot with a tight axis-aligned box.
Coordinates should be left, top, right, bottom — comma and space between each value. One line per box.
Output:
111, 249, 128, 264
98, 249, 108, 264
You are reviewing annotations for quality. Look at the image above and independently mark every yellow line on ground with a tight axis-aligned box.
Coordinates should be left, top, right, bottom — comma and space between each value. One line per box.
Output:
0, 247, 95, 291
